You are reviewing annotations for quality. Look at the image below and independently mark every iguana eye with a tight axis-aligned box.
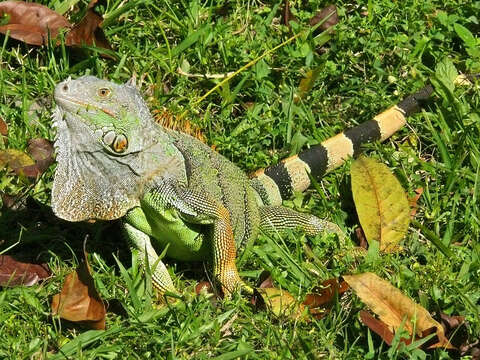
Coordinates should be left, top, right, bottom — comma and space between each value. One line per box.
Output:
112, 134, 128, 153
98, 88, 111, 98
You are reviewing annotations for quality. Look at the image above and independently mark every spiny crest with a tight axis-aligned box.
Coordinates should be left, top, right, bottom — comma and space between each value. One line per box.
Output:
153, 107, 206, 143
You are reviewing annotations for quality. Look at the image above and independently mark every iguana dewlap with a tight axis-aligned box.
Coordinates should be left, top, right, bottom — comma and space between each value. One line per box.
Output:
51, 75, 431, 296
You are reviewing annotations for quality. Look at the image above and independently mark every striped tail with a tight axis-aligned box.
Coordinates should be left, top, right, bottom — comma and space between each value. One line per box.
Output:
250, 75, 474, 206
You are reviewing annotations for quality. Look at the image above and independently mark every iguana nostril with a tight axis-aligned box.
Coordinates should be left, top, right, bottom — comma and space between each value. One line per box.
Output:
62, 84, 68, 92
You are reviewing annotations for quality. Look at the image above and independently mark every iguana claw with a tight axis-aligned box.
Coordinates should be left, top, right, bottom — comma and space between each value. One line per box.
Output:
217, 269, 253, 298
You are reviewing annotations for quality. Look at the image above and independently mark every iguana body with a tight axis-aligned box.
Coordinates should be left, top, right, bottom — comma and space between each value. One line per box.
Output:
51, 75, 433, 296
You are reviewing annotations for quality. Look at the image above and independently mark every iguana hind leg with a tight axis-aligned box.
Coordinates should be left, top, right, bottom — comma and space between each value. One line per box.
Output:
259, 205, 344, 239
122, 222, 177, 295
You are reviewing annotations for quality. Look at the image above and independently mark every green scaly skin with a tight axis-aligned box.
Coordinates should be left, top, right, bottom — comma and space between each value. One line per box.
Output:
51, 76, 342, 297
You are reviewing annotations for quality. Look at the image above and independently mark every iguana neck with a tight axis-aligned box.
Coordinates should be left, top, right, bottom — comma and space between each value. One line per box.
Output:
51, 108, 187, 222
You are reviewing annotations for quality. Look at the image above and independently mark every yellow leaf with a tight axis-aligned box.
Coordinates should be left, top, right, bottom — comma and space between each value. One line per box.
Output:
344, 272, 454, 348
351, 156, 410, 252
255, 288, 306, 320
297, 68, 322, 100
0, 149, 35, 171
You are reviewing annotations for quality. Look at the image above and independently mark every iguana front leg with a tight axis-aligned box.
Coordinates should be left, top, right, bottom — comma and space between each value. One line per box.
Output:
123, 209, 177, 295
152, 182, 252, 296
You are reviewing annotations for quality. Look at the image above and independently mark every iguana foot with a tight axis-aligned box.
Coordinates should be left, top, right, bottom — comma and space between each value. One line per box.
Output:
259, 206, 346, 244
217, 268, 253, 298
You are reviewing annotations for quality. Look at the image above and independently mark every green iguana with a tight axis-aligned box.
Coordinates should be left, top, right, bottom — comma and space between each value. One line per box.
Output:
51, 75, 438, 297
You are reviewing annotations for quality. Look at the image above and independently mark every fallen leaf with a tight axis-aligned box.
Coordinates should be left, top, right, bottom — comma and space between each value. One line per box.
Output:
254, 287, 306, 320
88, 0, 103, 9
0, 148, 35, 176
66, 9, 111, 51
1, 192, 17, 209
0, 1, 71, 45
351, 156, 410, 252
195, 281, 213, 295
0, 1, 112, 56
309, 4, 339, 31
51, 245, 106, 330
363, 310, 448, 348
344, 272, 454, 349
303, 278, 349, 319
28, 138, 53, 163
0, 139, 54, 177
360, 310, 396, 345
0, 254, 50, 286
440, 313, 469, 348
440, 312, 465, 331
297, 68, 321, 101
18, 138, 54, 177
304, 278, 349, 308
409, 187, 424, 218
0, 117, 7, 136
256, 270, 274, 289
355, 226, 368, 249
460, 339, 480, 358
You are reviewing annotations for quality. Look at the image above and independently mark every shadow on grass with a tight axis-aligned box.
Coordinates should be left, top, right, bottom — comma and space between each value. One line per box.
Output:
0, 195, 208, 285
0, 196, 129, 267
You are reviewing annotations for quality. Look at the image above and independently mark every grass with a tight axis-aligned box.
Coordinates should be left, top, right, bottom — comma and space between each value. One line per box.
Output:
0, 0, 479, 358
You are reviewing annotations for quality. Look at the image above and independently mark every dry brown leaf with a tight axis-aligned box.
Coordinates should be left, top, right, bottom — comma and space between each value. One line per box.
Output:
51, 249, 106, 329
0, 1, 71, 45
18, 138, 54, 177
344, 272, 454, 349
27, 138, 53, 163
440, 312, 465, 332
409, 187, 424, 218
195, 281, 213, 295
309, 4, 339, 31
360, 310, 396, 345
0, 139, 54, 177
355, 226, 368, 249
0, 2, 112, 56
256, 270, 274, 289
65, 9, 111, 51
361, 310, 445, 348
0, 117, 7, 136
0, 254, 50, 286
304, 278, 349, 308
303, 278, 349, 319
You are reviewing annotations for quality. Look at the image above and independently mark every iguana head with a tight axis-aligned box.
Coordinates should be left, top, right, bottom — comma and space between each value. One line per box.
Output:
52, 75, 185, 222
54, 75, 151, 155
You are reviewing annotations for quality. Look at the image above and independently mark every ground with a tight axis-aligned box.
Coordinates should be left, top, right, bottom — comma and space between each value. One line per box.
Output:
0, 0, 479, 359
